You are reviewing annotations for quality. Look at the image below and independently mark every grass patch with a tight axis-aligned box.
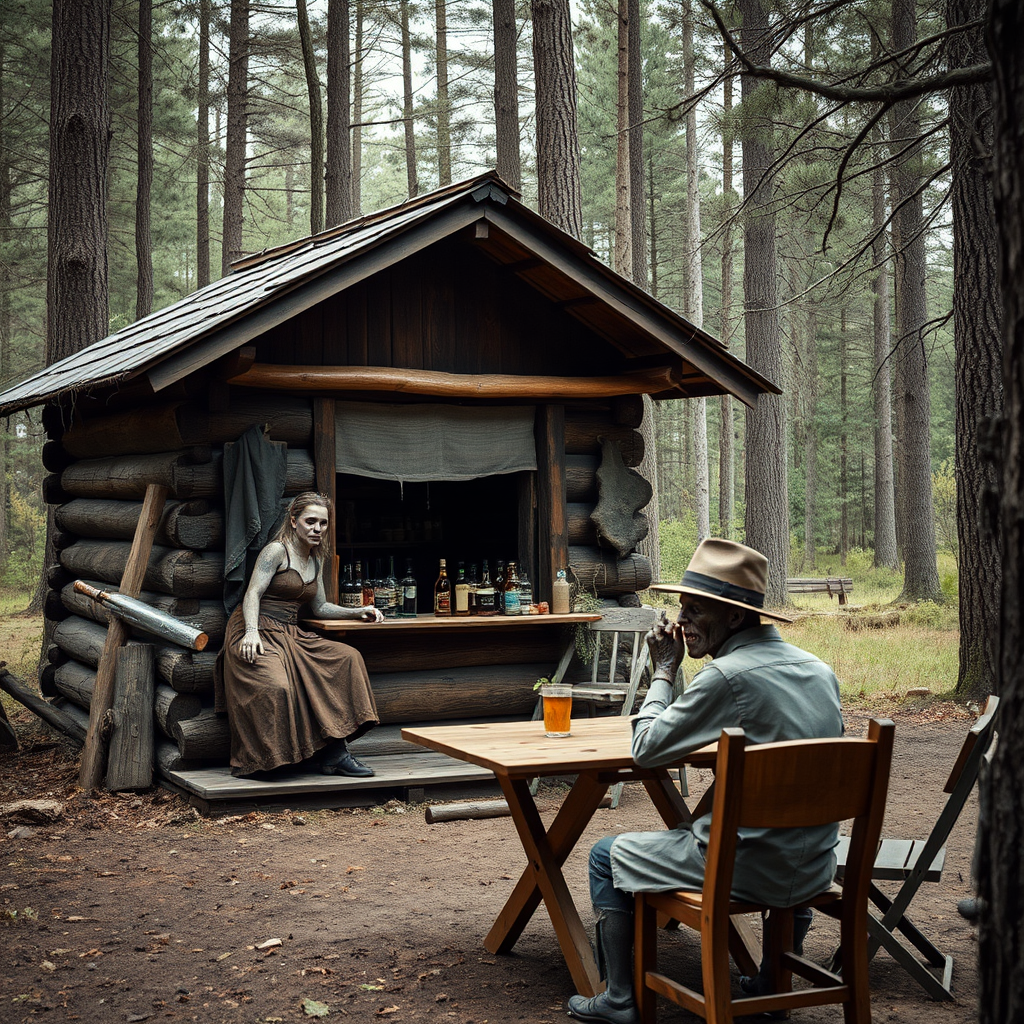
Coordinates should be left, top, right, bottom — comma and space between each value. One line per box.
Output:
0, 588, 44, 721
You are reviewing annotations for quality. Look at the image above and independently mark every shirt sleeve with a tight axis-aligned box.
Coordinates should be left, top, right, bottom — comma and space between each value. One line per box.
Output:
631, 663, 740, 767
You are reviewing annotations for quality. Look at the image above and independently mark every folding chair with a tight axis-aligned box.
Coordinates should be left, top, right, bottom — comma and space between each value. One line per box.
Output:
833, 694, 998, 1000
534, 606, 657, 807
636, 720, 896, 1024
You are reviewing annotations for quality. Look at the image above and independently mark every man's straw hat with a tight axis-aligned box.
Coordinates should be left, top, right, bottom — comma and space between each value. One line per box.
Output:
650, 538, 793, 623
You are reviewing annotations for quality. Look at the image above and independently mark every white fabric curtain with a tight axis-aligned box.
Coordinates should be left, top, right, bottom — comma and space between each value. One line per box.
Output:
334, 402, 538, 483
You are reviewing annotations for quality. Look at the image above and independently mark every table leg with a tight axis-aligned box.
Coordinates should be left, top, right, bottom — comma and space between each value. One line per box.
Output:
485, 773, 608, 997
640, 771, 692, 826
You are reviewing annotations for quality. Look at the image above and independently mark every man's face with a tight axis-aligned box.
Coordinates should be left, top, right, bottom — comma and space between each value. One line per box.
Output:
676, 594, 742, 659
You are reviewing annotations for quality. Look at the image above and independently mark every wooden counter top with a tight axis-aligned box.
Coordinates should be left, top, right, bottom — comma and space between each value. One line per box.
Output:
303, 612, 601, 635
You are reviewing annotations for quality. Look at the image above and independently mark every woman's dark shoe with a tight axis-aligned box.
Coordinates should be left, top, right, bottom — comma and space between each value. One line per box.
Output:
320, 752, 375, 777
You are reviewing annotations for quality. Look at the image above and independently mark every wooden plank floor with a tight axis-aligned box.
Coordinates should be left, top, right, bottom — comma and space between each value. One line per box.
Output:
161, 749, 495, 802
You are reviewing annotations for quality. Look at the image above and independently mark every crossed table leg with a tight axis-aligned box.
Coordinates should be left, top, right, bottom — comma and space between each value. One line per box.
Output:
484, 766, 740, 997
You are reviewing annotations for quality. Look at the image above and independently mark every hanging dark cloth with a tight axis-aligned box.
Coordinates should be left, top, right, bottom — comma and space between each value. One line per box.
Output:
222, 424, 289, 614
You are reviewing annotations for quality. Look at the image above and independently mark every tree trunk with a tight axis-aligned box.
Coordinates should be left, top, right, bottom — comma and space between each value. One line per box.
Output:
635, 395, 661, 585
948, 0, 1002, 699
222, 0, 248, 274
683, 0, 708, 542
627, 0, 645, 287
890, 0, 941, 602
196, 0, 211, 288
400, 0, 417, 199
297, 0, 324, 235
0, 36, 10, 570
531, 0, 582, 239
325, 0, 353, 227
135, 0, 153, 319
352, 0, 363, 216
840, 307, 849, 563
803, 303, 818, 567
739, 0, 788, 604
435, 0, 451, 186
492, 0, 521, 190
718, 47, 735, 539
982, 1, 1024, 1017
613, 0, 631, 277
872, 130, 899, 569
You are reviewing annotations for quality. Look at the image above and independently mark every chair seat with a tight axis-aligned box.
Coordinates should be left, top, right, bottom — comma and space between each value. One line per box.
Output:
835, 836, 946, 882
649, 883, 844, 919
570, 685, 629, 704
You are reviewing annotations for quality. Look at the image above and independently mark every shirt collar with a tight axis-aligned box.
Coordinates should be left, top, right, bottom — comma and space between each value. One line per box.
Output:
713, 623, 782, 659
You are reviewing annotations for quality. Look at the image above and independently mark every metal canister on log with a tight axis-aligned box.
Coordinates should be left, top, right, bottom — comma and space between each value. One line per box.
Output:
73, 580, 209, 651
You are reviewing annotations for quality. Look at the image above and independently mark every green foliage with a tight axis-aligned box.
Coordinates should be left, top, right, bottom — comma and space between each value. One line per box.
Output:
658, 514, 700, 587
932, 460, 958, 562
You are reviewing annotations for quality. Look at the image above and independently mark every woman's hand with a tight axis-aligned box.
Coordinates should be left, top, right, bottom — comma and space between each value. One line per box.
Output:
238, 628, 265, 664
357, 605, 385, 623
646, 610, 683, 676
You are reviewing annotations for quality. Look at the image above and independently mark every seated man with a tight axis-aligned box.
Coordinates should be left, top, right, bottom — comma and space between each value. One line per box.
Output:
567, 538, 845, 1024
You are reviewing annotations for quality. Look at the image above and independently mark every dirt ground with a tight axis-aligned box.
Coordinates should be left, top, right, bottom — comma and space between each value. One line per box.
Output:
1, 702, 981, 1024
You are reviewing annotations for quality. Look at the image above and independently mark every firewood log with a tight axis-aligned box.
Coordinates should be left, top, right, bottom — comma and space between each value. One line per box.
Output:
56, 498, 225, 551
59, 540, 224, 598
568, 546, 653, 596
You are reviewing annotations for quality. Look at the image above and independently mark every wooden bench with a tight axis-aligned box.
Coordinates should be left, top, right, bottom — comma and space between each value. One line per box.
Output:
786, 577, 854, 605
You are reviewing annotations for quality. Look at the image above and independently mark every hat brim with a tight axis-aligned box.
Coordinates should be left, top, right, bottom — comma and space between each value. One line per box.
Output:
648, 582, 794, 624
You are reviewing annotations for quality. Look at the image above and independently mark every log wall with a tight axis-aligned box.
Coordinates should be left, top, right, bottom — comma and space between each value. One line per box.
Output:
43, 390, 652, 772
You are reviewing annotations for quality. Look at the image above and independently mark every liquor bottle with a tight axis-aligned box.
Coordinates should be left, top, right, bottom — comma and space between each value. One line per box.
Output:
503, 561, 522, 615
339, 563, 356, 609
373, 558, 390, 617
467, 563, 480, 615
385, 556, 400, 618
494, 560, 506, 615
519, 567, 533, 610
356, 560, 373, 607
401, 558, 418, 617
552, 568, 571, 614
453, 562, 470, 616
476, 560, 497, 616
434, 558, 452, 616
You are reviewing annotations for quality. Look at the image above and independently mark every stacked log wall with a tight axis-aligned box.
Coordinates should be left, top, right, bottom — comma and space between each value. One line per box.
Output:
43, 392, 655, 772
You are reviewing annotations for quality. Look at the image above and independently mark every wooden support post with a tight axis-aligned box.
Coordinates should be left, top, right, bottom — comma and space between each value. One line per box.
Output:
313, 398, 338, 603
104, 642, 155, 791
79, 483, 169, 790
536, 405, 568, 607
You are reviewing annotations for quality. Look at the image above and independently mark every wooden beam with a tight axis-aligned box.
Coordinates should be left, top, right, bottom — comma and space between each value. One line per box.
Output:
536, 405, 568, 607
79, 483, 169, 790
228, 363, 680, 399
0, 668, 87, 745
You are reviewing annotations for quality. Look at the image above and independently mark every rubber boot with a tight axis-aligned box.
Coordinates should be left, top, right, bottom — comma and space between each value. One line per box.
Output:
566, 909, 638, 1024
739, 907, 814, 999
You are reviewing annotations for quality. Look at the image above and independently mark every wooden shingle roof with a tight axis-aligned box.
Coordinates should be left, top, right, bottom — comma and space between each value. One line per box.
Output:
0, 171, 778, 416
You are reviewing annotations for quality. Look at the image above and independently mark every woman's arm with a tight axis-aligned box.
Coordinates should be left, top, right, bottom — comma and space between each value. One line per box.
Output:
237, 542, 288, 663
308, 561, 384, 622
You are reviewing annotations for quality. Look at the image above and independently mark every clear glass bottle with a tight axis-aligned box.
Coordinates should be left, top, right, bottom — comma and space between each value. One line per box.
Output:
373, 558, 390, 617
385, 555, 399, 619
503, 561, 521, 616
401, 558, 418, 617
476, 560, 497, 616
467, 563, 480, 615
454, 562, 470, 616
518, 567, 533, 610
434, 558, 452, 617
494, 560, 506, 615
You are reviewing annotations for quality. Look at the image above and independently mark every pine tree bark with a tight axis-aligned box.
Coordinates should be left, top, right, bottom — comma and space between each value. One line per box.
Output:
400, 0, 418, 198
982, 1, 1024, 1016
803, 302, 819, 567
492, 0, 521, 189
196, 0, 211, 288
531, 0, 582, 239
435, 0, 451, 186
718, 49, 735, 539
135, 0, 153, 319
222, 0, 249, 274
325, 0, 353, 227
840, 307, 849, 563
613, 0, 631, 277
872, 134, 899, 569
352, 0, 363, 216
297, 0, 324, 235
0, 35, 11, 569
739, 0, 788, 604
890, 0, 941, 602
627, 0, 645, 287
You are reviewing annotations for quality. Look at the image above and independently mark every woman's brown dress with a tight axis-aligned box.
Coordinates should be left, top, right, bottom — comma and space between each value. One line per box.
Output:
215, 564, 379, 776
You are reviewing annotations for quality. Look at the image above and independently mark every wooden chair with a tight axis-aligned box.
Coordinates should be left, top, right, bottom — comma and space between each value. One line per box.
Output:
832, 694, 998, 1001
635, 719, 895, 1024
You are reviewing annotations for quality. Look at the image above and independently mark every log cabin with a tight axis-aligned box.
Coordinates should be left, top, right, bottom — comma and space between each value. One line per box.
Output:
0, 172, 777, 812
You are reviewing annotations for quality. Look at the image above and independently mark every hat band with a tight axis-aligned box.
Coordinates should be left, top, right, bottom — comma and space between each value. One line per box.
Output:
681, 570, 765, 609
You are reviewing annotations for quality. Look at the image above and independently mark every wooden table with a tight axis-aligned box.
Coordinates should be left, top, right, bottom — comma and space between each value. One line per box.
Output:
304, 611, 602, 635
401, 716, 722, 996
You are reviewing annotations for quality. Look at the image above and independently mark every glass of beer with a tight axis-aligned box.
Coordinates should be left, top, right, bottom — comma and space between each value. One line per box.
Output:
540, 684, 572, 738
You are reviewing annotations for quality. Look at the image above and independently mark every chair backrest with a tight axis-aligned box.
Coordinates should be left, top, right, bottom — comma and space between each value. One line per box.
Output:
942, 693, 998, 795
581, 606, 658, 689
703, 721, 895, 927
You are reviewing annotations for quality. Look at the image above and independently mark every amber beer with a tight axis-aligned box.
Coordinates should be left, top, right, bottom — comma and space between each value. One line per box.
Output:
541, 684, 572, 738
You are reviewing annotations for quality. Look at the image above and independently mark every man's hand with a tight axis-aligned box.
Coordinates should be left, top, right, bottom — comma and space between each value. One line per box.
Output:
646, 610, 683, 677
